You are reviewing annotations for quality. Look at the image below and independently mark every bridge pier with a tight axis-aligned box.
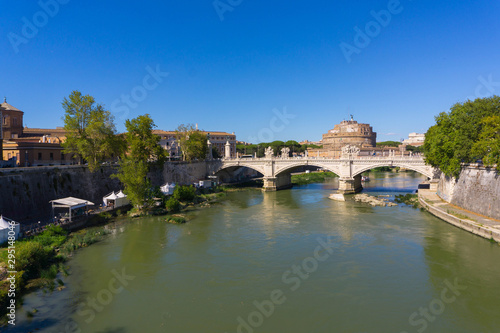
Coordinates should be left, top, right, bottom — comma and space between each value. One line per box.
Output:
263, 174, 292, 191
337, 175, 363, 194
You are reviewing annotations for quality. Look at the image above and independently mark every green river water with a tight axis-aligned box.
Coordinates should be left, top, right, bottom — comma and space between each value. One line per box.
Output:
5, 172, 500, 333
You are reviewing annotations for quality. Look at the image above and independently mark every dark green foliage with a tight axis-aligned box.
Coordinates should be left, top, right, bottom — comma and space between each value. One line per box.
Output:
291, 172, 338, 185
236, 141, 321, 157
15, 242, 53, 279
424, 96, 500, 177
173, 185, 196, 202
406, 145, 422, 153
113, 114, 166, 208
166, 216, 186, 224
394, 194, 419, 208
33, 225, 68, 248
376, 141, 401, 147
165, 197, 181, 213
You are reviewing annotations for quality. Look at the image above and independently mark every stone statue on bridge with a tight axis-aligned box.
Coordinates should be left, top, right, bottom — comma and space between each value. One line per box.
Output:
341, 145, 360, 158
265, 146, 274, 159
281, 147, 290, 159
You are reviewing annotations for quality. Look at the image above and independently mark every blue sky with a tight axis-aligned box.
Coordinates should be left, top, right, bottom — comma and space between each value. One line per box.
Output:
1, 0, 499, 143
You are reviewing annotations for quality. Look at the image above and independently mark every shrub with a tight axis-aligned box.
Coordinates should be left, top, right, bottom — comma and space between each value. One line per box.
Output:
173, 185, 196, 202
33, 225, 68, 248
15, 241, 52, 279
165, 197, 181, 213
166, 216, 186, 224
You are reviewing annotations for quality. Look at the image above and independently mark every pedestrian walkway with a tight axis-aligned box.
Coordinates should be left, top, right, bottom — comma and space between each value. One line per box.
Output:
419, 189, 500, 242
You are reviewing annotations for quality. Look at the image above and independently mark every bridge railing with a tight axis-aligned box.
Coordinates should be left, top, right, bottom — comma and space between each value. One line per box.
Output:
222, 154, 425, 161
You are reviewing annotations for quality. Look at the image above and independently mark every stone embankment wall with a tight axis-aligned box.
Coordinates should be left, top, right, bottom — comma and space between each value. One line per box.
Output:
437, 164, 500, 220
0, 161, 209, 223
162, 161, 208, 184
0, 165, 123, 223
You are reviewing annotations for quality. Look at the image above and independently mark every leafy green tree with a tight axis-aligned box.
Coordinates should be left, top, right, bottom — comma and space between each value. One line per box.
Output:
62, 90, 125, 171
165, 197, 181, 212
125, 114, 166, 164
176, 124, 208, 161
113, 114, 166, 209
424, 96, 500, 176
173, 185, 196, 202
114, 159, 152, 208
405, 145, 422, 153
472, 114, 500, 169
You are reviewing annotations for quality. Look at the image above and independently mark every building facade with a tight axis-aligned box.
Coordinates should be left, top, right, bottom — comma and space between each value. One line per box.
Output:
1, 98, 24, 140
153, 130, 237, 158
402, 133, 425, 146
309, 117, 378, 158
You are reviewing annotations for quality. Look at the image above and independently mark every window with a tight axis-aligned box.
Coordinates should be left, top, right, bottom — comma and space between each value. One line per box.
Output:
38, 152, 42, 160
50, 153, 54, 160
7, 153, 11, 159
2, 116, 6, 125
12, 117, 18, 126
61, 153, 65, 160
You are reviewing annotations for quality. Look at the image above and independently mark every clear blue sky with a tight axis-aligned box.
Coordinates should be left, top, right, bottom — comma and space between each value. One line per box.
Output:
1, 0, 499, 143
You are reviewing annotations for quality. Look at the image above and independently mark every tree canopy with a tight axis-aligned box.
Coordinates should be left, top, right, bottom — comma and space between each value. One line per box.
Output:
114, 114, 166, 209
62, 90, 124, 171
176, 124, 208, 161
424, 96, 500, 177
236, 141, 322, 157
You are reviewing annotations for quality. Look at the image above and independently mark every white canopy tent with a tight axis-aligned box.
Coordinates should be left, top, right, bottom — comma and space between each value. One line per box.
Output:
160, 183, 176, 196
103, 191, 130, 208
0, 216, 20, 243
50, 197, 95, 222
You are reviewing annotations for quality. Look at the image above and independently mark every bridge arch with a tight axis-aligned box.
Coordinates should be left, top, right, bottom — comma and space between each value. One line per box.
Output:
351, 162, 434, 179
275, 162, 341, 177
214, 162, 266, 177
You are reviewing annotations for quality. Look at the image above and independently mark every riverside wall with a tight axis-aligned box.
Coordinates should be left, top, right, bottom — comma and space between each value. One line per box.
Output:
0, 161, 209, 223
437, 164, 500, 220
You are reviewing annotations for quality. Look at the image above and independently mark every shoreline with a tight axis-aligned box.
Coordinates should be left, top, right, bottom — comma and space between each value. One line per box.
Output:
418, 189, 500, 243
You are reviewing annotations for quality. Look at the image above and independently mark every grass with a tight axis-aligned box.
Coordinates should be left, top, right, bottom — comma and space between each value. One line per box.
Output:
446, 209, 477, 222
291, 171, 338, 185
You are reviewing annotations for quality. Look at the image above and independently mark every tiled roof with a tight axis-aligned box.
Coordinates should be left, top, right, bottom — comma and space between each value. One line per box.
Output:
0, 102, 22, 112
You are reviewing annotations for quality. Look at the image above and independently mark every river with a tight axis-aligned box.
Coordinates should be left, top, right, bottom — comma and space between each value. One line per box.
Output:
5, 172, 500, 333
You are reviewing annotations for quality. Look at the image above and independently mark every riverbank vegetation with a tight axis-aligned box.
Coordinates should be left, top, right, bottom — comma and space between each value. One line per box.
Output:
0, 225, 112, 322
394, 194, 420, 208
424, 96, 500, 176
291, 171, 338, 185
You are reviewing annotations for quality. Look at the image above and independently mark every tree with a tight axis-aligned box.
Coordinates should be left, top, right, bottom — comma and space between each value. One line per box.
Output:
113, 114, 166, 209
124, 114, 166, 164
424, 96, 500, 176
176, 124, 208, 161
376, 141, 401, 148
62, 90, 124, 171
472, 114, 500, 169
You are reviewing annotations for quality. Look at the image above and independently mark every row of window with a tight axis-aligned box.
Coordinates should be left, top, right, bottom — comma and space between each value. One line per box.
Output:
2, 116, 19, 126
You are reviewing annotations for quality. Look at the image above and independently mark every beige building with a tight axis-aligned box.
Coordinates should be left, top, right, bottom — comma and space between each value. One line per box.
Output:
402, 133, 425, 146
153, 130, 237, 158
309, 116, 378, 158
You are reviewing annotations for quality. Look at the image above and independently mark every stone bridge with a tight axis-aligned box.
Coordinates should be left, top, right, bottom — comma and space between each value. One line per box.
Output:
208, 155, 439, 193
